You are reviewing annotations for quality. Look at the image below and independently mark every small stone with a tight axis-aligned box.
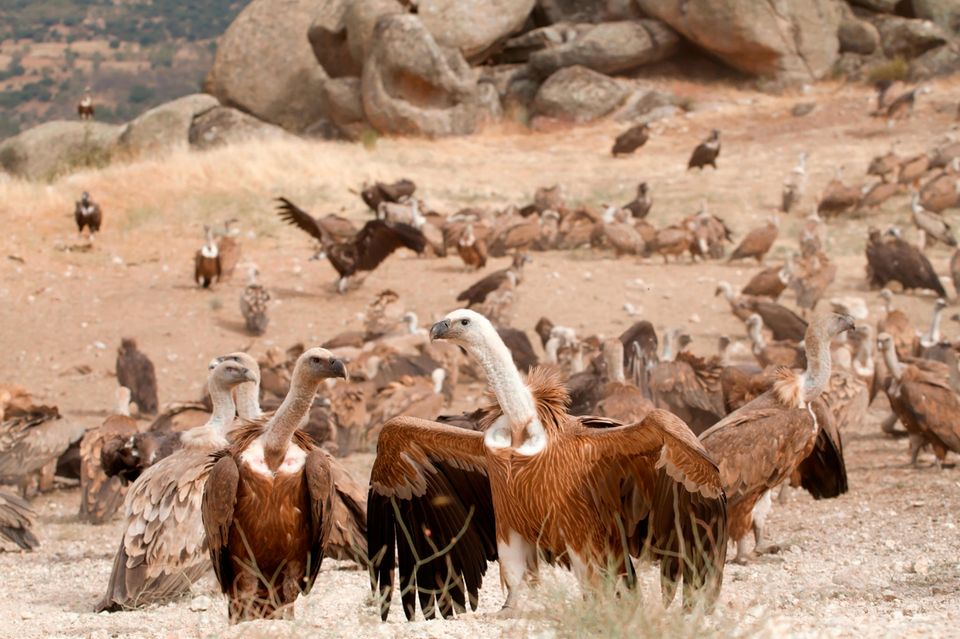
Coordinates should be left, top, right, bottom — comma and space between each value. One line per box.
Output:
911, 557, 930, 576
689, 313, 701, 323
882, 590, 898, 602
20, 611, 33, 620
189, 595, 211, 612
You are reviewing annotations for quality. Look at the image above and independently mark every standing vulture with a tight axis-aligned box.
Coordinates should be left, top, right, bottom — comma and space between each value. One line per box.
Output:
457, 222, 487, 270
116, 338, 158, 415
194, 225, 221, 289
623, 182, 652, 219
74, 191, 102, 241
878, 333, 960, 466
911, 192, 957, 249
612, 124, 650, 156
240, 264, 270, 336
865, 228, 946, 297
96, 359, 257, 612
781, 153, 807, 213
276, 197, 426, 293
700, 313, 853, 563
885, 87, 930, 120
728, 216, 779, 264
367, 310, 727, 621
715, 281, 808, 342
77, 92, 94, 120
688, 129, 720, 170
456, 253, 530, 307
202, 348, 347, 621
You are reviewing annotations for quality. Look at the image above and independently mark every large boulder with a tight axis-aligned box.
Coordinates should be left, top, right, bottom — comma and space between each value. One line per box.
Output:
0, 121, 121, 181
537, 0, 643, 23
322, 76, 367, 135
635, 0, 842, 84
307, 0, 360, 78
532, 65, 628, 122
529, 20, 680, 76
913, 0, 960, 33
418, 0, 535, 62
362, 14, 499, 137
204, 0, 330, 132
188, 106, 294, 150
839, 16, 881, 55
875, 15, 950, 59
345, 0, 405, 69
848, 0, 899, 12
909, 41, 960, 78
116, 94, 220, 158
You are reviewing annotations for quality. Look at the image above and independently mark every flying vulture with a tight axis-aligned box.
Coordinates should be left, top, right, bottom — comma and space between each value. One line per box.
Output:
367, 309, 727, 621
276, 197, 426, 293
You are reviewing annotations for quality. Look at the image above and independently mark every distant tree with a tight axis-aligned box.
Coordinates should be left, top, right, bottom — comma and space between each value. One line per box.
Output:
128, 84, 154, 104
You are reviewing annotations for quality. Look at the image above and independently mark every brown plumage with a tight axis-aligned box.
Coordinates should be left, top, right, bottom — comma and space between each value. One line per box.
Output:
0, 491, 39, 550
789, 250, 836, 313
818, 170, 861, 217
865, 228, 947, 297
700, 313, 853, 562
867, 147, 900, 183
728, 217, 779, 264
898, 154, 930, 185
79, 387, 138, 525
116, 338, 158, 415
650, 224, 694, 263
215, 220, 242, 280
596, 207, 645, 256
919, 162, 960, 213
648, 331, 725, 436
885, 87, 928, 120
821, 369, 870, 433
688, 129, 720, 170
456, 222, 487, 270
194, 225, 221, 289
368, 311, 727, 620
96, 360, 258, 612
745, 314, 806, 369
951, 249, 960, 297
624, 182, 652, 219
0, 388, 81, 497
77, 94, 94, 120
74, 191, 102, 239
360, 179, 416, 212
859, 180, 900, 211
497, 327, 539, 372
877, 289, 916, 360
715, 281, 808, 342
685, 204, 733, 260
240, 265, 270, 336
276, 197, 426, 294
878, 333, 960, 466
202, 348, 347, 621
489, 216, 541, 257
612, 123, 650, 156
742, 261, 791, 300
589, 339, 654, 423
456, 253, 529, 307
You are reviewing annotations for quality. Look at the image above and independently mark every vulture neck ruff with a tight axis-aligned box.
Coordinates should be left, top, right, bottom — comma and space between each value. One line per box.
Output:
468, 320, 545, 456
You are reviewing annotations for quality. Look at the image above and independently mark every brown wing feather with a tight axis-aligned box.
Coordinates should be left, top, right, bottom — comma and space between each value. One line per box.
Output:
302, 451, 335, 593
201, 454, 239, 594
456, 268, 507, 306
276, 197, 326, 242
353, 220, 427, 272
0, 490, 39, 550
326, 458, 368, 563
367, 417, 495, 621
80, 415, 137, 524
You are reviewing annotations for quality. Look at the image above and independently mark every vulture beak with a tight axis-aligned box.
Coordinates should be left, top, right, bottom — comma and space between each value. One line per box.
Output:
242, 368, 258, 383
430, 320, 450, 341
329, 358, 348, 380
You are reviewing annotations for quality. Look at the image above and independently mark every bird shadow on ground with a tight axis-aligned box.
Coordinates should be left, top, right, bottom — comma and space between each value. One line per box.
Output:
214, 317, 250, 335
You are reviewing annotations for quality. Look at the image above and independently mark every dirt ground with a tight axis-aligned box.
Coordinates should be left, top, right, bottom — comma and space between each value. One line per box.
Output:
2, 77, 960, 638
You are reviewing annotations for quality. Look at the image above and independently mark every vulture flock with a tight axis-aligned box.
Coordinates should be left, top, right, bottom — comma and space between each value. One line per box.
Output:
5, 81, 960, 628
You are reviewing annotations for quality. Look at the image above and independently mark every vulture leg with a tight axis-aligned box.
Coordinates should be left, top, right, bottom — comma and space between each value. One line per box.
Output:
751, 491, 780, 555
337, 277, 348, 294
918, 230, 927, 252
908, 435, 924, 467
733, 539, 751, 565
880, 413, 907, 437
777, 483, 791, 504
494, 532, 535, 618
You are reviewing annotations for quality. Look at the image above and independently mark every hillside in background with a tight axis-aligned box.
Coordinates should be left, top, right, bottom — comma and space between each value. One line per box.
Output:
0, 0, 250, 138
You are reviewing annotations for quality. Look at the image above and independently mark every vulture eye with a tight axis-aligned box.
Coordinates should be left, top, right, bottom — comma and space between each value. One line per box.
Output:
460, 319, 469, 326
310, 356, 320, 364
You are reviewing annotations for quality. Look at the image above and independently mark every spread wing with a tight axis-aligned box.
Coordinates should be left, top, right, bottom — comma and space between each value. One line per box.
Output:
96, 448, 212, 611
367, 417, 495, 621
276, 197, 327, 243
0, 490, 39, 550
575, 410, 727, 608
0, 411, 83, 483
326, 457, 368, 563
353, 220, 427, 272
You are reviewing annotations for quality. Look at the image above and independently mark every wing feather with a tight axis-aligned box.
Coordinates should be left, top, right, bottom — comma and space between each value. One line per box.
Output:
367, 416, 495, 621
276, 197, 326, 243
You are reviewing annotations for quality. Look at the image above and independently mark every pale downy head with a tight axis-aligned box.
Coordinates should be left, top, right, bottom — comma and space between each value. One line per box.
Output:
209, 359, 258, 393
818, 312, 856, 341
212, 351, 262, 382
293, 347, 348, 385
430, 308, 496, 349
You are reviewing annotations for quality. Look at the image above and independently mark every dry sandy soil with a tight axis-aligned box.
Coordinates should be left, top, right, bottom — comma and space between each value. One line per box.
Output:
2, 77, 960, 638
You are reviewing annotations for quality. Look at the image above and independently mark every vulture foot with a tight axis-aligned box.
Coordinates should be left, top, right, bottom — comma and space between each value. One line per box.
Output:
336, 277, 349, 294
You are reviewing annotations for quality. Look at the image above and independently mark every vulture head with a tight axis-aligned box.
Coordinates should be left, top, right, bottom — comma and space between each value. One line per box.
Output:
211, 351, 262, 383
821, 312, 856, 340
429, 308, 493, 349
294, 347, 348, 384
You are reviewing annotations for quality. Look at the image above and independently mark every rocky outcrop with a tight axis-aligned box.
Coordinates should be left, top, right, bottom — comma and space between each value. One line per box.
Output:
839, 16, 881, 55
322, 77, 366, 135
188, 106, 294, 150
0, 121, 121, 181
529, 20, 680, 76
848, 0, 898, 12
418, 0, 535, 62
635, 0, 842, 84
116, 94, 219, 157
913, 0, 960, 34
875, 15, 950, 59
361, 14, 499, 136
909, 41, 960, 78
204, 0, 330, 132
532, 65, 627, 122
537, 0, 643, 23
307, 0, 360, 78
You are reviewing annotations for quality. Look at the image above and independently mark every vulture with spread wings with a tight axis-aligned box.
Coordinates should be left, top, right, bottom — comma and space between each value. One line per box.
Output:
367, 309, 727, 621
276, 197, 426, 293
